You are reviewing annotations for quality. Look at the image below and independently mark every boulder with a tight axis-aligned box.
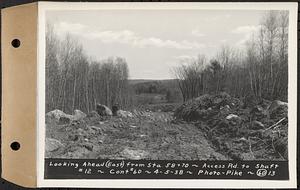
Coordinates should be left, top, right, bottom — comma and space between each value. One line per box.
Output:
58, 117, 71, 125
45, 138, 63, 152
46, 109, 73, 124
226, 114, 242, 126
117, 110, 133, 118
268, 100, 288, 119
96, 104, 112, 116
87, 111, 101, 118
112, 104, 119, 116
73, 109, 87, 120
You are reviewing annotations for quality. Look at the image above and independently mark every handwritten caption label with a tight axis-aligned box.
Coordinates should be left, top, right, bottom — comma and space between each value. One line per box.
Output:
45, 159, 288, 180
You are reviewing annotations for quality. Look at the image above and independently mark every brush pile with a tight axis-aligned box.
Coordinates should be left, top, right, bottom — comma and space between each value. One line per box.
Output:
174, 92, 288, 160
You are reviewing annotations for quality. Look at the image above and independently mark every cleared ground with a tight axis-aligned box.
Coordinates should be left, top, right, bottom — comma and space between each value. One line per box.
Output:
46, 110, 226, 160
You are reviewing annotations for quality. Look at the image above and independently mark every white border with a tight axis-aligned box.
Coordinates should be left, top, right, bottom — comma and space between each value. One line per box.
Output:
37, 2, 298, 188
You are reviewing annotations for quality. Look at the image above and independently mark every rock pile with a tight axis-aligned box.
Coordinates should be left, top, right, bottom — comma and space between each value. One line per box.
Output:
46, 109, 88, 125
174, 92, 288, 161
174, 92, 241, 122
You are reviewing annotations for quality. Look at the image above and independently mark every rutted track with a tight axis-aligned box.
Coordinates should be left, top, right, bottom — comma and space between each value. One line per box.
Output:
46, 111, 227, 160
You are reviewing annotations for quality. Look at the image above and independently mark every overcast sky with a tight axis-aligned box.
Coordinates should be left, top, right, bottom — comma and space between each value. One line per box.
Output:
47, 10, 266, 79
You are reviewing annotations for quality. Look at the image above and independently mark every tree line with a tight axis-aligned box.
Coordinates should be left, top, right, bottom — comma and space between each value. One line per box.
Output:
173, 11, 288, 102
46, 24, 132, 114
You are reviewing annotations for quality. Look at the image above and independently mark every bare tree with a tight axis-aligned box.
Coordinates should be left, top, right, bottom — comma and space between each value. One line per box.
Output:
45, 24, 132, 113
173, 55, 206, 101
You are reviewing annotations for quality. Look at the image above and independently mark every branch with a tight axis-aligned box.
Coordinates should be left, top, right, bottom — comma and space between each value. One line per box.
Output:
264, 117, 286, 131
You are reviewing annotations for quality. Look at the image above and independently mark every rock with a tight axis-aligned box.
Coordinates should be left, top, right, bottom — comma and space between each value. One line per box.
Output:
226, 114, 242, 126
112, 104, 119, 116
250, 105, 268, 121
96, 104, 112, 116
45, 138, 63, 152
224, 105, 230, 109
58, 117, 71, 125
46, 109, 87, 124
46, 109, 73, 123
268, 100, 288, 112
220, 105, 230, 115
250, 105, 264, 114
251, 120, 264, 130
226, 114, 240, 120
121, 148, 148, 160
268, 100, 288, 119
83, 143, 93, 151
87, 111, 101, 118
88, 125, 101, 131
117, 110, 133, 118
235, 137, 247, 143
73, 109, 87, 120
241, 152, 255, 160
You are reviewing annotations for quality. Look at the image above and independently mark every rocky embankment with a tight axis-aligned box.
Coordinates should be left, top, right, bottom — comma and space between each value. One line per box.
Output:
174, 92, 288, 160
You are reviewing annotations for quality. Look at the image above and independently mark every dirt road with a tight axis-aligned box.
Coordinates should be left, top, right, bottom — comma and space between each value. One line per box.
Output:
46, 111, 227, 160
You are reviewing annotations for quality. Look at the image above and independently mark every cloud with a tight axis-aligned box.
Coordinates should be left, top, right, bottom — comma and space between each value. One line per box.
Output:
204, 14, 231, 22
231, 25, 261, 34
55, 22, 87, 35
231, 25, 261, 46
191, 29, 205, 37
174, 55, 197, 60
54, 22, 205, 50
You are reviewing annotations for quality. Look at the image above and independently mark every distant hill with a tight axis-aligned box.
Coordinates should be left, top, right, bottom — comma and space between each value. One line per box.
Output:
129, 79, 157, 85
129, 79, 182, 103
129, 79, 178, 85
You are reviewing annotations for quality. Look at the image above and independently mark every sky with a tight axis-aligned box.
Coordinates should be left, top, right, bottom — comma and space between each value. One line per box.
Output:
46, 9, 266, 79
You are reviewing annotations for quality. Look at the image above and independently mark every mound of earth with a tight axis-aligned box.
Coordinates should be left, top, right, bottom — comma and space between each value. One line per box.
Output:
174, 92, 288, 161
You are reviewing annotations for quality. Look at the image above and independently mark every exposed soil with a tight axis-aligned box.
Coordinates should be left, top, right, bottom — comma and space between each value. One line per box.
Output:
46, 110, 226, 160
46, 93, 288, 161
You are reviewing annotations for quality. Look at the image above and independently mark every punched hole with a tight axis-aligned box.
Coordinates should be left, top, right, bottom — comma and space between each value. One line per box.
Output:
10, 141, 20, 151
11, 39, 21, 48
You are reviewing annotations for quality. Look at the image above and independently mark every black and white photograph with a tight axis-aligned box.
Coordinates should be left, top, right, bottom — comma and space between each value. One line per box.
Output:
44, 6, 290, 162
